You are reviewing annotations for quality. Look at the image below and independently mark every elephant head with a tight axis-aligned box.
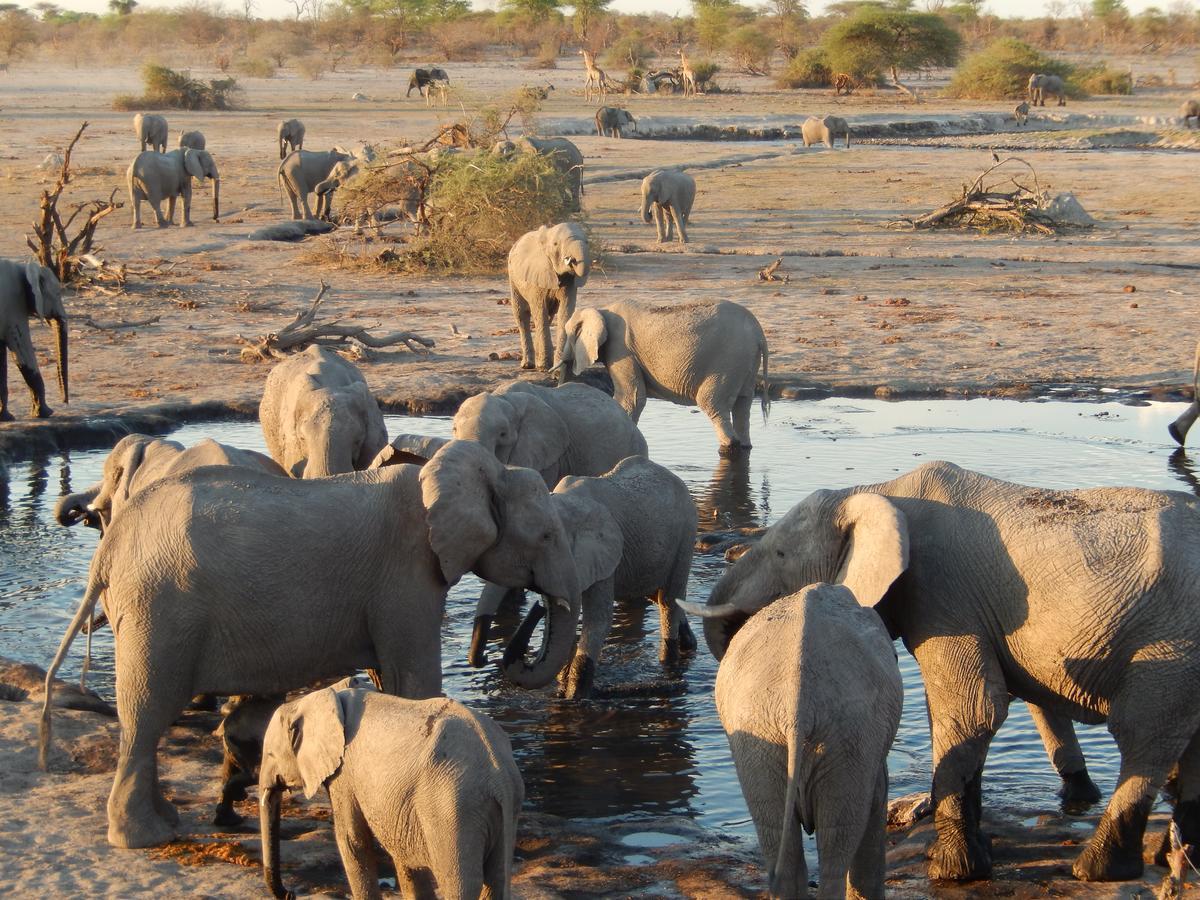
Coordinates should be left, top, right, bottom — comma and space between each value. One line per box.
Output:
313, 160, 359, 221
452, 389, 570, 480
54, 434, 181, 530
421, 440, 582, 687
23, 262, 68, 406
539, 223, 589, 288
182, 149, 220, 221
556, 307, 608, 382
679, 489, 909, 659
295, 382, 384, 478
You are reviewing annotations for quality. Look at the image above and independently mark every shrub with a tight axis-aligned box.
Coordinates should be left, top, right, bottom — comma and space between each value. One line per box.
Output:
776, 47, 831, 88
297, 56, 327, 80
604, 34, 654, 69
821, 7, 962, 86
1075, 63, 1132, 95
946, 38, 1071, 99
692, 60, 720, 91
530, 38, 559, 68
235, 56, 276, 79
727, 24, 773, 74
113, 63, 241, 111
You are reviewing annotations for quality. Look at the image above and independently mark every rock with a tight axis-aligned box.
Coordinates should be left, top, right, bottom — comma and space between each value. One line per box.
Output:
887, 791, 932, 830
0, 656, 115, 716
351, 91, 369, 101
1041, 192, 1097, 227
247, 219, 336, 242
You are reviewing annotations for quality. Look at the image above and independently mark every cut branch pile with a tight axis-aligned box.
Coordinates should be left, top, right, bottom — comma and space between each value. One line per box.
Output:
237, 283, 435, 363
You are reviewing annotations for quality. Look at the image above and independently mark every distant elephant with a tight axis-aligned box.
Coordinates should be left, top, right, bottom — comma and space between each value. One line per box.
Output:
1169, 340, 1200, 445
406, 66, 450, 105
133, 113, 167, 153
54, 433, 285, 531
640, 169, 695, 244
494, 136, 584, 211
698, 583, 902, 900
1181, 100, 1200, 129
507, 222, 590, 370
801, 114, 851, 149
259, 345, 388, 478
472, 455, 697, 699
278, 148, 351, 220
177, 130, 205, 150
127, 148, 220, 228
260, 687, 522, 899
558, 300, 769, 455
1028, 72, 1066, 106
1014, 101, 1030, 126
39, 439, 581, 849
214, 693, 285, 827
595, 106, 636, 138
0, 258, 67, 420
277, 118, 305, 159
686, 460, 1200, 884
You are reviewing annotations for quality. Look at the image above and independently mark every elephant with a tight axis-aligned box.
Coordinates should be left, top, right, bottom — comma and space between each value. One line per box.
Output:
133, 113, 167, 153
1028, 72, 1067, 106
277, 118, 305, 159
1170, 341, 1200, 445
127, 148, 220, 228
278, 148, 351, 220
38, 439, 581, 849
259, 345, 388, 479
684, 460, 1200, 883
1181, 100, 1200, 129
507, 222, 590, 370
557, 300, 769, 455
595, 106, 636, 138
260, 686, 522, 900
699, 583, 902, 900
177, 130, 205, 150
214, 693, 285, 827
640, 169, 695, 244
801, 115, 851, 149
472, 455, 697, 699
406, 66, 450, 105
0, 259, 67, 420
312, 158, 360, 222
493, 137, 584, 212
1014, 101, 1030, 126
369, 433, 450, 469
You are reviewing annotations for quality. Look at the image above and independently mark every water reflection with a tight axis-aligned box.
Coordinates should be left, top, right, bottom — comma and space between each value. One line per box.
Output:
1167, 449, 1200, 497
694, 454, 766, 532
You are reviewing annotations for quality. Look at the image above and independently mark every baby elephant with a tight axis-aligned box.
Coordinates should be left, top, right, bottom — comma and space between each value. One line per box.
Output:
259, 687, 523, 900
699, 583, 902, 899
213, 694, 284, 826
595, 106, 636, 138
640, 168, 695, 244
802, 114, 851, 149
177, 130, 206, 150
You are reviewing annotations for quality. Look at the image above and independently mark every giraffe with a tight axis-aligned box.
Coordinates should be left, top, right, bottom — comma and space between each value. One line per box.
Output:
580, 49, 608, 103
678, 48, 697, 98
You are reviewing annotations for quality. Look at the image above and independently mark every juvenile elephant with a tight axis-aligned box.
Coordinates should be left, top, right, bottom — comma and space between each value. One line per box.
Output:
1170, 341, 1200, 445
1028, 72, 1066, 106
507, 222, 590, 370
472, 456, 697, 699
595, 106, 636, 138
557, 300, 769, 455
686, 460, 1200, 883
260, 687, 522, 900
259, 345, 387, 478
801, 114, 851, 149
127, 148, 220, 228
640, 169, 695, 244
278, 149, 351, 220
39, 440, 581, 849
1181, 100, 1200, 129
494, 137, 584, 211
277, 118, 305, 159
0, 259, 67, 420
177, 130, 205, 150
214, 693, 285, 827
701, 583, 902, 900
133, 113, 167, 153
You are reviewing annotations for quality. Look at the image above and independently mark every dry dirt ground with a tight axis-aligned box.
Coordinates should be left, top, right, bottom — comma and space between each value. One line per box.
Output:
2, 61, 1199, 897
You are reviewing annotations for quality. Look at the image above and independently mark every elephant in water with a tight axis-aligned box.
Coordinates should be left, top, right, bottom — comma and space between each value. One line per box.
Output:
695, 583, 901, 900
557, 300, 769, 455
686, 460, 1200, 884
38, 440, 581, 848
1028, 72, 1066, 106
133, 113, 167, 153
801, 114, 851, 149
0, 259, 67, 420
277, 118, 304, 159
259, 686, 522, 899
640, 168, 695, 244
259, 345, 387, 478
507, 222, 589, 370
1169, 341, 1200, 445
278, 148, 351, 220
127, 147, 220, 228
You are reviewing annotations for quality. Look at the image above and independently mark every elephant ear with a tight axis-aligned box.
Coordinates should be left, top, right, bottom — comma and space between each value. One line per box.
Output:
420, 440, 503, 585
24, 262, 53, 321
182, 149, 205, 179
289, 688, 346, 799
570, 308, 607, 377
558, 494, 622, 589
834, 493, 909, 607
118, 437, 150, 501
501, 391, 570, 475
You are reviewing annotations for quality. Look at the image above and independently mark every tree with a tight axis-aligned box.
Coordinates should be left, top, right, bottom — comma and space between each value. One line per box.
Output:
0, 7, 36, 60
821, 5, 962, 91
500, 0, 562, 23
107, 0, 137, 14
693, 0, 738, 53
763, 0, 807, 58
570, 0, 611, 38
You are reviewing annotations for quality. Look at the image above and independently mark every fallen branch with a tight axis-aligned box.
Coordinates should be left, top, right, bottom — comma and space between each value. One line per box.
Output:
757, 257, 789, 283
82, 314, 161, 330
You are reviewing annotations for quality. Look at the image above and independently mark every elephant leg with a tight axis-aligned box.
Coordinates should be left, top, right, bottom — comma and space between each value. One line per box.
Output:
563, 583, 612, 700
181, 187, 193, 227
653, 205, 668, 243
328, 785, 383, 900
0, 346, 11, 422
300, 192, 315, 220
214, 766, 254, 826
286, 186, 302, 220
1027, 703, 1101, 809
378, 614, 442, 700
697, 379, 741, 454
732, 392, 753, 449
423, 825, 485, 900
1161, 726, 1200, 864
510, 289, 535, 370
8, 325, 51, 418
729, 731, 805, 897
671, 205, 688, 243
655, 588, 687, 665
609, 357, 646, 423
151, 198, 168, 228
846, 766, 889, 900
534, 300, 553, 371
677, 615, 697, 653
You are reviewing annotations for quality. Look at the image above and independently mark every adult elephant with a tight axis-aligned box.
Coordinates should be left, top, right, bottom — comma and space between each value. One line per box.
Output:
494, 137, 584, 211
0, 259, 67, 420
1028, 73, 1067, 106
640, 169, 695, 244
557, 300, 769, 455
277, 118, 305, 159
39, 440, 581, 849
133, 113, 167, 153
127, 148, 220, 228
259, 345, 388, 478
684, 460, 1200, 883
801, 114, 851, 149
507, 222, 589, 371
278, 148, 351, 220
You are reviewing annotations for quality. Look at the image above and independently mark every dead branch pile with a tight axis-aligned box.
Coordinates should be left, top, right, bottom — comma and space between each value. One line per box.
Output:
26, 122, 125, 285
237, 283, 435, 363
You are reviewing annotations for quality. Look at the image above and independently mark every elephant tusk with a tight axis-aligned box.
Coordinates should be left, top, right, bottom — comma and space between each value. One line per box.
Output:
553, 596, 571, 612
676, 599, 741, 618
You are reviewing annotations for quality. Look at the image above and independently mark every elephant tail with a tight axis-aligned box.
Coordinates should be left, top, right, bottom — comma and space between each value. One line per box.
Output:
39, 575, 105, 771
770, 732, 805, 896
483, 796, 515, 896
759, 337, 770, 425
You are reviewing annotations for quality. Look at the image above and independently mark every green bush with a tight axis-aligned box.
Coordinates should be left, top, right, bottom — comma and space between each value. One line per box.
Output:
946, 38, 1071, 99
821, 6, 962, 85
113, 62, 241, 111
727, 24, 773, 74
692, 60, 720, 91
604, 34, 654, 70
234, 56, 276, 78
776, 48, 832, 88
1075, 63, 1132, 95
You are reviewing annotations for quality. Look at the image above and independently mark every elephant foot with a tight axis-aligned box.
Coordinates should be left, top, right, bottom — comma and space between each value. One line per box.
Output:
561, 657, 595, 700
678, 618, 698, 654
717, 442, 747, 459
927, 830, 992, 882
659, 637, 680, 666
33, 404, 53, 419
213, 804, 245, 828
0, 409, 12, 422
1058, 768, 1102, 813
1072, 841, 1143, 881
154, 789, 181, 826
519, 360, 535, 371
108, 806, 177, 849
1073, 796, 1152, 882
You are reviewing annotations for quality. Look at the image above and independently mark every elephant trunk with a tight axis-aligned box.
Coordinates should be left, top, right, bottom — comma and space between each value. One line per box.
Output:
640, 190, 652, 224
51, 315, 68, 404
259, 781, 294, 900
501, 590, 580, 688
54, 486, 100, 528
469, 614, 493, 668
211, 175, 220, 222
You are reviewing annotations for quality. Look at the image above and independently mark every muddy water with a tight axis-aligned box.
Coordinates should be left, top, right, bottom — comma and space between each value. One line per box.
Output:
1, 397, 1196, 844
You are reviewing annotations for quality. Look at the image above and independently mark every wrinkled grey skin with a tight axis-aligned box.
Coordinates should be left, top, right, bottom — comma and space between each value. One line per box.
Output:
640, 169, 695, 244
493, 137, 584, 211
1014, 101, 1030, 126
259, 688, 522, 900
595, 106, 636, 138
368, 433, 450, 469
474, 456, 697, 699
312, 159, 360, 222
133, 113, 167, 153
801, 115, 851, 149
708, 584, 901, 900
278, 149, 351, 220
259, 345, 387, 479
0, 259, 67, 420
558, 300, 769, 455
1028, 73, 1067, 106
127, 148, 220, 228
1169, 341, 1200, 445
177, 130, 205, 150
688, 460, 1200, 884
38, 440, 580, 849
1181, 100, 1200, 129
213, 693, 284, 827
507, 222, 590, 370
277, 118, 305, 160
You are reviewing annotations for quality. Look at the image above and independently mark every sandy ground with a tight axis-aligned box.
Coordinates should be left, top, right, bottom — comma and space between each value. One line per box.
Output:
3, 60, 1200, 896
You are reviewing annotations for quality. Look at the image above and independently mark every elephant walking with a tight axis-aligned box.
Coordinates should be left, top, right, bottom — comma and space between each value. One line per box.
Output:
801, 115, 851, 149
507, 222, 589, 371
640, 169, 695, 244
0, 259, 67, 420
127, 148, 220, 228
277, 118, 305, 159
1028, 73, 1066, 106
133, 113, 167, 153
